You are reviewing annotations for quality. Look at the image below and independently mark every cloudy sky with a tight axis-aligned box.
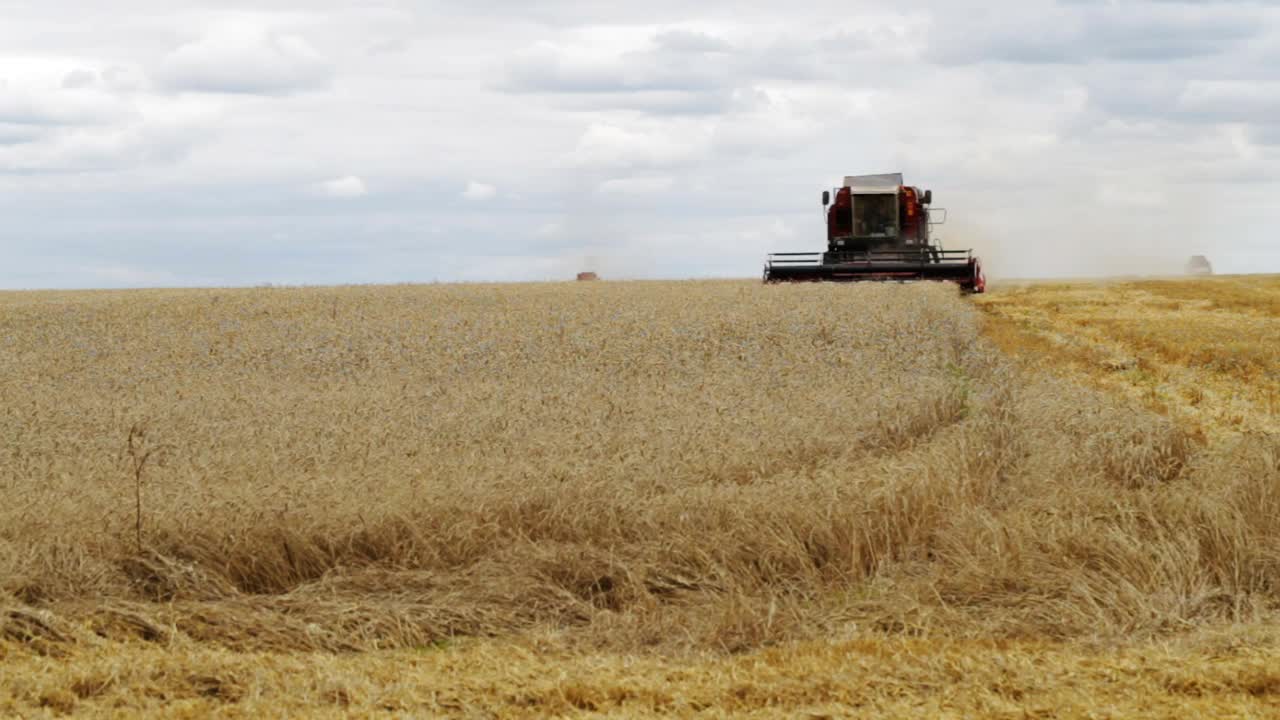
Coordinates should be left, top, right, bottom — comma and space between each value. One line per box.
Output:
1, 0, 1277, 287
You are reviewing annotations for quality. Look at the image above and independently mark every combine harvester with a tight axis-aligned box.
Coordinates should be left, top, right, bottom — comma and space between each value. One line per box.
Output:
765, 173, 985, 293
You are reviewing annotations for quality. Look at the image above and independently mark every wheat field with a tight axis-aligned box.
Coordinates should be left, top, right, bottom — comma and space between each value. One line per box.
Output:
2, 278, 1279, 717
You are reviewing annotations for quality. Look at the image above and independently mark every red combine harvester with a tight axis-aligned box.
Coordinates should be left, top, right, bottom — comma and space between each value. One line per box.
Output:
765, 173, 984, 293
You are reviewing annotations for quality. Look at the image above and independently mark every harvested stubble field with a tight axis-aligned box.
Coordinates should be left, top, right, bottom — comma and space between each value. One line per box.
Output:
1, 278, 1279, 718
977, 275, 1280, 440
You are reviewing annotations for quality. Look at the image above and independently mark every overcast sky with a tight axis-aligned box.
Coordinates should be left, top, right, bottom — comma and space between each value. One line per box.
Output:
1, 0, 1277, 287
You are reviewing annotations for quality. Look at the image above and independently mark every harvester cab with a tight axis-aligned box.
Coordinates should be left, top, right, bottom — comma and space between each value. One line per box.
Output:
765, 172, 984, 293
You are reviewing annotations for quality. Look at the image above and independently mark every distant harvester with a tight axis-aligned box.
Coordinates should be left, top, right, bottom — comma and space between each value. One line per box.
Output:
576, 272, 599, 281
1186, 256, 1213, 276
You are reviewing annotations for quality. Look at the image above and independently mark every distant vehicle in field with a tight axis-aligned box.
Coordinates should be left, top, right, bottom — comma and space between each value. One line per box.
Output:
764, 172, 985, 293
1186, 256, 1213, 276
576, 272, 599, 281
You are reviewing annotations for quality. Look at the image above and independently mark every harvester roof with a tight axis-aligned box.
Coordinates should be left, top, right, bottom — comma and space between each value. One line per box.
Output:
842, 173, 903, 193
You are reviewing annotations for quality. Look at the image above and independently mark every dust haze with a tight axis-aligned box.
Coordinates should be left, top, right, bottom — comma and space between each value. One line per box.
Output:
915, 183, 1237, 282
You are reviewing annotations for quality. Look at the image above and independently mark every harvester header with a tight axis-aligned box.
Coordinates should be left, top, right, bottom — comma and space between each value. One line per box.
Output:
765, 173, 984, 293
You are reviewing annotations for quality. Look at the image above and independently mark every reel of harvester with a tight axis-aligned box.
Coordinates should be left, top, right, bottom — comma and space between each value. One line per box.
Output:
765, 249, 985, 292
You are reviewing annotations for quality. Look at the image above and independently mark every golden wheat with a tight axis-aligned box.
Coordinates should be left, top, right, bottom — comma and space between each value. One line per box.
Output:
2, 278, 1278, 717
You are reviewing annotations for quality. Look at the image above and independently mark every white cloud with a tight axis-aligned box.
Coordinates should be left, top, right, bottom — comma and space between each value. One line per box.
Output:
597, 176, 674, 195
462, 181, 496, 200
1, 127, 158, 172
0, 124, 42, 145
61, 69, 98, 90
102, 66, 149, 94
1177, 81, 1280, 121
652, 29, 732, 54
159, 20, 332, 95
0, 66, 205, 173
535, 220, 564, 238
928, 2, 1261, 65
315, 175, 368, 198
0, 84, 135, 126
565, 122, 708, 169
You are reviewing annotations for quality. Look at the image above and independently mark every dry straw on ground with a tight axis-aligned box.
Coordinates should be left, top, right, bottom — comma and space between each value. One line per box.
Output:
978, 275, 1280, 439
6, 628, 1280, 718
1, 278, 1278, 717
